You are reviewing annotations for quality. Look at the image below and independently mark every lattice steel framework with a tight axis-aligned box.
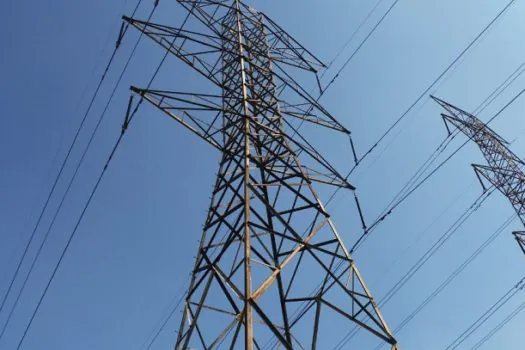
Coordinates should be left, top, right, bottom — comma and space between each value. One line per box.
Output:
433, 96, 525, 256
125, 1, 398, 348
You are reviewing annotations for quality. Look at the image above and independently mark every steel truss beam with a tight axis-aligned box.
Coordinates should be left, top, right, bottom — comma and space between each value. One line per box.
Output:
126, 0, 399, 348
433, 96, 525, 257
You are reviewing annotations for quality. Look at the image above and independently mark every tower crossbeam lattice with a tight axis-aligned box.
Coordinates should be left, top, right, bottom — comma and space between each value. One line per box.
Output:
125, 1, 399, 348
433, 96, 525, 256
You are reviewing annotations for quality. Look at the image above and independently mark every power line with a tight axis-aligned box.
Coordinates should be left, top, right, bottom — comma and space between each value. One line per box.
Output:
1, 2, 160, 347
475, 60, 525, 115
322, 0, 388, 77
445, 276, 525, 350
143, 288, 187, 350
279, 77, 525, 350
470, 301, 525, 350
137, 2, 520, 348
326, 51, 525, 218
0, 0, 146, 320
331, 189, 494, 350
358, 19, 493, 175
0, 39, 122, 318
139, 272, 191, 349
372, 214, 517, 350
328, 191, 479, 349
316, 51, 525, 349
290, 0, 400, 139
350, 139, 471, 253
11, 20, 167, 341
135, 7, 196, 349
332, 76, 525, 347
350, 79, 525, 253
377, 56, 525, 205
14, 128, 130, 350
354, 97, 433, 179
3, 0, 194, 345
259, 9, 408, 339
150, 1, 520, 348
376, 189, 492, 308
1, 4, 158, 341
319, 29, 524, 252
352, 0, 516, 168
371, 135, 454, 219
328, 0, 512, 191
321, 0, 401, 94
369, 179, 474, 287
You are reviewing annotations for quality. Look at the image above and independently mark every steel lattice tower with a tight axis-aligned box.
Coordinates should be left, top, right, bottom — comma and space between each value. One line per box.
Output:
433, 96, 525, 256
125, 1, 398, 348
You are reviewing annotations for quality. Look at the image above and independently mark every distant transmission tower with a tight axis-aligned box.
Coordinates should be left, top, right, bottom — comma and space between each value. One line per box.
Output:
124, 0, 398, 349
433, 96, 525, 256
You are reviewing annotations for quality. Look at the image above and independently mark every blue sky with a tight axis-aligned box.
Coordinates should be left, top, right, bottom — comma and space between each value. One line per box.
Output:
1, 0, 525, 349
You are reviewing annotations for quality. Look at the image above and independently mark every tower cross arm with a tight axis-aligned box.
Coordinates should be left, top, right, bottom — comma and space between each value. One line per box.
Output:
123, 15, 226, 86
259, 12, 326, 72
131, 87, 225, 151
175, 0, 326, 73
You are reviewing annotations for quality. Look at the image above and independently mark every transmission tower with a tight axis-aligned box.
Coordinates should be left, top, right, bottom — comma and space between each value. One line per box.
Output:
124, 0, 398, 349
432, 96, 525, 257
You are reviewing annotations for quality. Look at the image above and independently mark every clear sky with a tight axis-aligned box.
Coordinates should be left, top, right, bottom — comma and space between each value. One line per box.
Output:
1, 0, 525, 349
